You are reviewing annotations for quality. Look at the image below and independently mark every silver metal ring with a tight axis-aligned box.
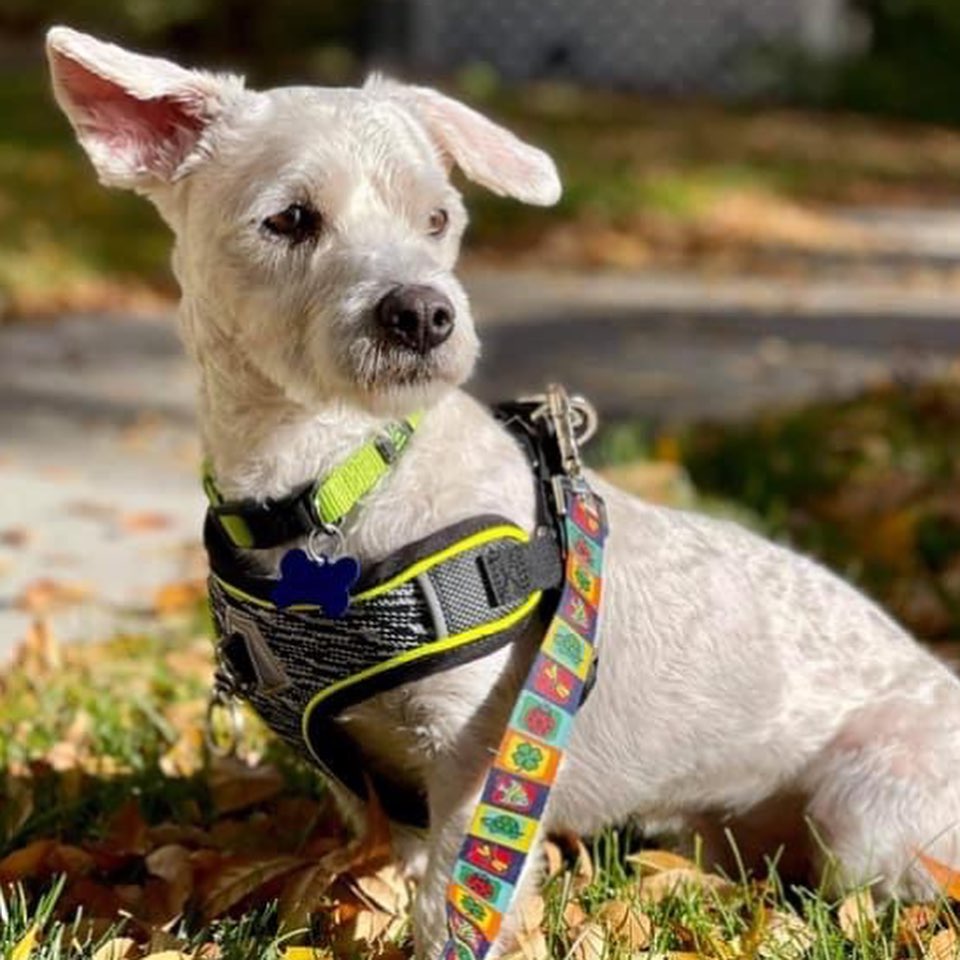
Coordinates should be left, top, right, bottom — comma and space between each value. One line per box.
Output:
205, 689, 244, 757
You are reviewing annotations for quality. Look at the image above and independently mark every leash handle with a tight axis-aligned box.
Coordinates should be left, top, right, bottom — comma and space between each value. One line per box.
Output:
440, 480, 608, 960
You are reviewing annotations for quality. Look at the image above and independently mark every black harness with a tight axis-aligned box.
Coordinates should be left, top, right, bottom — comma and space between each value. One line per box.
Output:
205, 400, 579, 828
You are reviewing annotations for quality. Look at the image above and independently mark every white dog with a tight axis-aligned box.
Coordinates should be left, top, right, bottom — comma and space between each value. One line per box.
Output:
47, 27, 960, 958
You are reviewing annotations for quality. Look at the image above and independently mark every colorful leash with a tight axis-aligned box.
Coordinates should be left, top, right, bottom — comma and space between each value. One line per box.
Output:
441, 386, 608, 960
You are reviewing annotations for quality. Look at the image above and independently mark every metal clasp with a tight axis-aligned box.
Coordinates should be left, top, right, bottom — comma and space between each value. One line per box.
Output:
527, 383, 599, 477
205, 677, 245, 757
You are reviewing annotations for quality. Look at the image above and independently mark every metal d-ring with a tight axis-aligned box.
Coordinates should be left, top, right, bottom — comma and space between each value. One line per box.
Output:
205, 683, 245, 757
306, 521, 345, 561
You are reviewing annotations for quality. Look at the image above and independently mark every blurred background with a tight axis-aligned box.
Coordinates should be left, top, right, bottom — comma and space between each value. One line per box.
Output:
4, 0, 960, 658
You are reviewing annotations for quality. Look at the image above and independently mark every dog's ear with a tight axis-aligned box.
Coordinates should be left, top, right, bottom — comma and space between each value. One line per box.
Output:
372, 78, 561, 207
46, 26, 245, 190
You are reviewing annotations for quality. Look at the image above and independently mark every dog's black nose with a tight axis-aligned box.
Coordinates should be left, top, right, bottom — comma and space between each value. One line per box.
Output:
375, 285, 454, 354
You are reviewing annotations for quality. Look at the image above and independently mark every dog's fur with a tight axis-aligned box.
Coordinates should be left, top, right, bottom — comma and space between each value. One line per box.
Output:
47, 27, 960, 957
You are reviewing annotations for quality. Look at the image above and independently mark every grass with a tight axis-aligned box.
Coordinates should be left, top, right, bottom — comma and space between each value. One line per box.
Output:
6, 63, 960, 316
2, 603, 960, 958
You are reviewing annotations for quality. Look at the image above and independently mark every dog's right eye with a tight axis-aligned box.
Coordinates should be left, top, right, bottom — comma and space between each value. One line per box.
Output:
262, 203, 321, 244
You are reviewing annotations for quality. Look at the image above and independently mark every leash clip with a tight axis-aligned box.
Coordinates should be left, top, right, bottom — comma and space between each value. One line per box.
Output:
205, 676, 246, 758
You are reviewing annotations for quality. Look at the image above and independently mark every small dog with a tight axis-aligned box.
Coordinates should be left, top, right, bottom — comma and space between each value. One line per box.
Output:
47, 27, 960, 958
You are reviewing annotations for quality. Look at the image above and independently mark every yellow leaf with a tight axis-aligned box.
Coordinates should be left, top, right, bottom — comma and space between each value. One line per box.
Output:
11, 924, 39, 960
838, 890, 878, 940
562, 900, 587, 929
282, 949, 332, 960
926, 928, 960, 960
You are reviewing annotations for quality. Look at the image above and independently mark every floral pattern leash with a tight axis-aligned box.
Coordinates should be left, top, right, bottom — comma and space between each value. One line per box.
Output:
441, 396, 608, 960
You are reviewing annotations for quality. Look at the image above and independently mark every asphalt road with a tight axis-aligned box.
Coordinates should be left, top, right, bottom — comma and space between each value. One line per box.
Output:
2, 266, 959, 660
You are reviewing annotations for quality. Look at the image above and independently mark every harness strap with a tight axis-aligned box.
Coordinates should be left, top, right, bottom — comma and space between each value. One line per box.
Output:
204, 415, 420, 548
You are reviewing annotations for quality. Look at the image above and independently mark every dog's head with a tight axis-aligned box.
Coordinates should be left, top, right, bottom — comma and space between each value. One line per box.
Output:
46, 27, 560, 415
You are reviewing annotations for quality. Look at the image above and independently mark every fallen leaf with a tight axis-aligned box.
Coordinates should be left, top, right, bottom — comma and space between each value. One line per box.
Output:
926, 928, 959, 960
279, 861, 338, 931
570, 922, 606, 960
838, 889, 878, 940
919, 852, 960, 899
139, 953, 194, 960
102, 799, 150, 855
209, 757, 285, 815
351, 864, 410, 916
15, 578, 91, 614
896, 904, 937, 946
627, 849, 699, 875
758, 910, 815, 960
562, 900, 587, 928
596, 899, 653, 949
153, 580, 206, 616
10, 924, 39, 960
572, 839, 594, 892
118, 510, 172, 533
543, 840, 564, 879
637, 867, 733, 904
516, 895, 548, 960
0, 838, 57, 883
282, 949, 333, 960
200, 855, 307, 920
92, 937, 138, 960
145, 844, 194, 917
0, 527, 33, 547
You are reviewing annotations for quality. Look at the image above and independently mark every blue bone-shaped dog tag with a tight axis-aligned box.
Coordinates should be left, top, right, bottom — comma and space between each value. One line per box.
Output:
271, 549, 360, 617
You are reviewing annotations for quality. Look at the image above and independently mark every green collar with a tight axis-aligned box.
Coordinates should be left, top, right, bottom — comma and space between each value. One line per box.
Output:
203, 414, 421, 549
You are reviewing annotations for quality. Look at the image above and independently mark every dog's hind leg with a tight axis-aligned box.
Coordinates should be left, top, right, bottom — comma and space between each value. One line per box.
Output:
802, 689, 960, 900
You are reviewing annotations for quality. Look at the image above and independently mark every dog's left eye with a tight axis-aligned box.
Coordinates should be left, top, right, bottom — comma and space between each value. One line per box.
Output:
262, 203, 321, 244
427, 208, 449, 238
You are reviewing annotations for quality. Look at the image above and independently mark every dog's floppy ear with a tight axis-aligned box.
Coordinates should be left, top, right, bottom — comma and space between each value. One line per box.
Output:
373, 78, 561, 207
46, 26, 245, 190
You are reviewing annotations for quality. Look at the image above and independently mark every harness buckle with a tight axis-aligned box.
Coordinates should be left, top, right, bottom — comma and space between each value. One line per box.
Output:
205, 679, 245, 757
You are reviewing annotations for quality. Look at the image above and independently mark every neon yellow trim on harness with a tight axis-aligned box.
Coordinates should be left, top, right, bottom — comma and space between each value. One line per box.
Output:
300, 590, 542, 749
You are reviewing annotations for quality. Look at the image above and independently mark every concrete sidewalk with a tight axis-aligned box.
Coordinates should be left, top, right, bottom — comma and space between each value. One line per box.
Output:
2, 266, 959, 660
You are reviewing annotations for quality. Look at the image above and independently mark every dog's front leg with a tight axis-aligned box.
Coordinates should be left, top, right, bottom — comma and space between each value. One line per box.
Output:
414, 754, 544, 960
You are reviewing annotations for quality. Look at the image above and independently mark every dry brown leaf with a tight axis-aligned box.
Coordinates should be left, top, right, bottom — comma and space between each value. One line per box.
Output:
627, 849, 699, 875
92, 937, 138, 960
920, 852, 960, 900
572, 839, 594, 892
758, 910, 815, 960
209, 757, 285, 815
200, 855, 307, 920
154, 580, 206, 616
838, 889, 878, 940
15, 578, 91, 614
596, 899, 653, 949
352, 906, 399, 944
102, 800, 150, 855
562, 899, 588, 929
279, 861, 337, 931
515, 894, 548, 960
543, 840, 564, 879
145, 844, 194, 916
118, 510, 172, 533
637, 867, 733, 905
15, 619, 61, 673
896, 904, 938, 946
0, 838, 57, 883
351, 864, 410, 916
926, 928, 960, 960
570, 922, 607, 960
1, 527, 33, 547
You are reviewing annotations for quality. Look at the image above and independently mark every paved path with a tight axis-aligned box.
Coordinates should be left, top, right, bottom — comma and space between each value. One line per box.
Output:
2, 267, 959, 660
